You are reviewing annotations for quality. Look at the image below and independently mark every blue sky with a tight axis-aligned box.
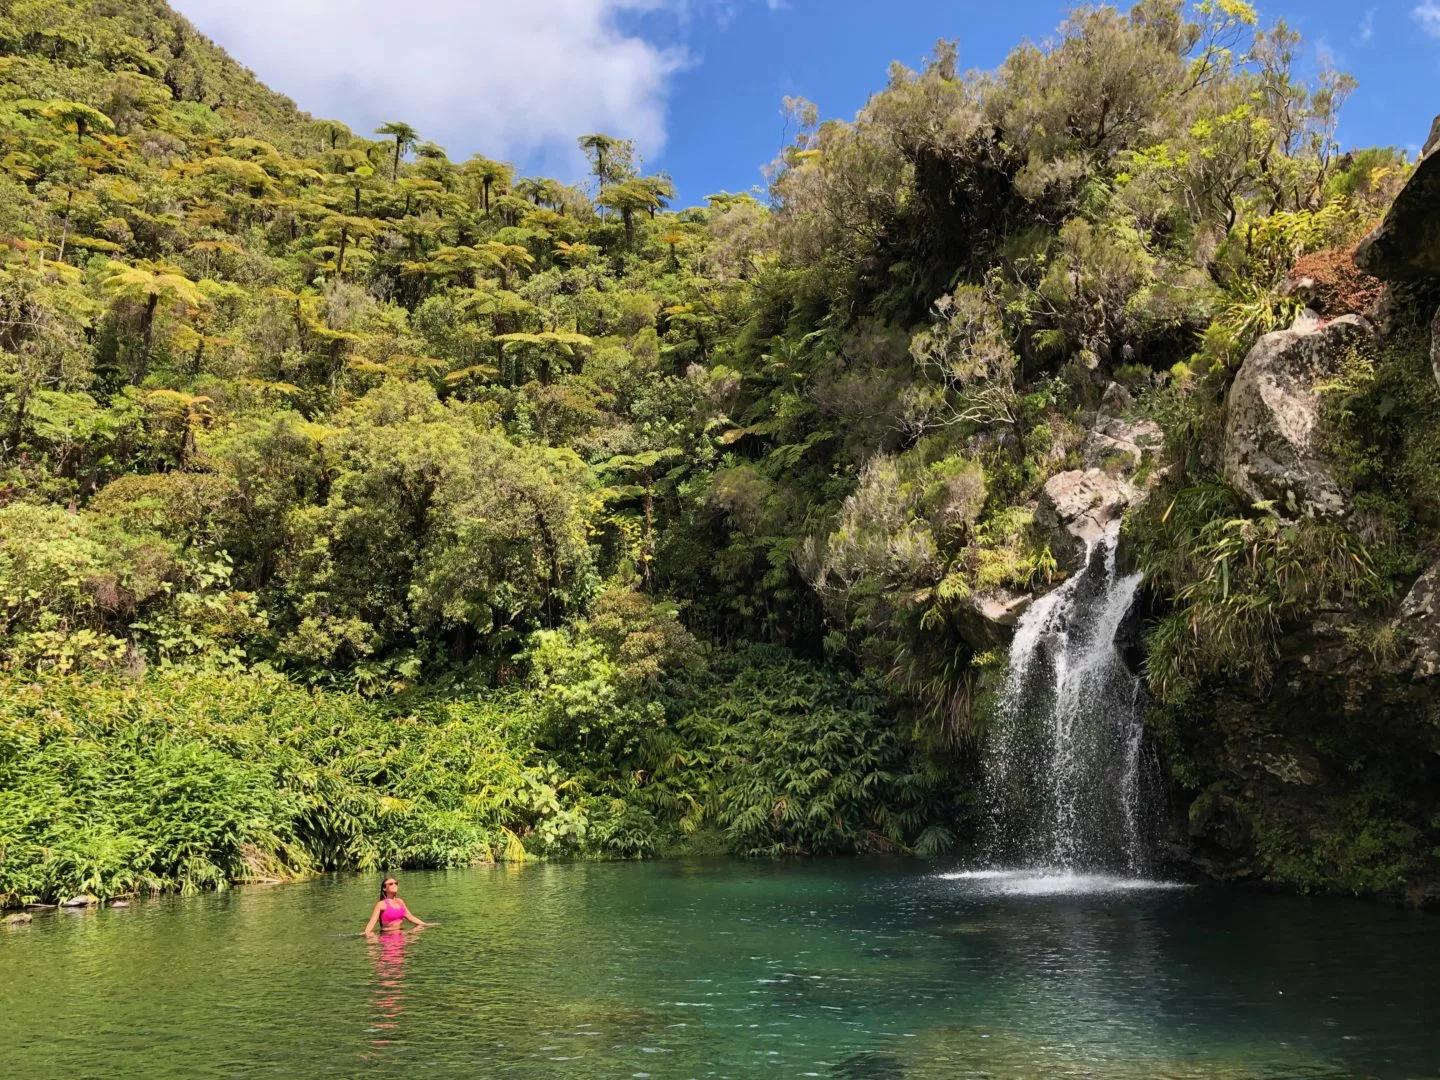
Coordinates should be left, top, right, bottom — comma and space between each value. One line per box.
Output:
175, 0, 1438, 208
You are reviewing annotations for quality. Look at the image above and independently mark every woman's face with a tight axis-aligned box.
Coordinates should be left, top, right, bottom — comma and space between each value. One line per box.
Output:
384, 879, 399, 897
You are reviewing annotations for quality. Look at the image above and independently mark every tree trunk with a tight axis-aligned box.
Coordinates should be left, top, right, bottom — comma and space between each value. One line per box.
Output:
641, 475, 654, 589
329, 338, 343, 398
57, 190, 73, 264
138, 291, 160, 377
8, 384, 29, 455
336, 228, 348, 276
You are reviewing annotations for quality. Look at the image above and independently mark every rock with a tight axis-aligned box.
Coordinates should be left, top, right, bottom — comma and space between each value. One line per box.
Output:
1222, 314, 1375, 520
1083, 415, 1163, 472
1397, 560, 1440, 678
1187, 787, 1251, 854
109, 900, 130, 909
1258, 748, 1324, 786
953, 589, 1031, 651
1431, 304, 1440, 387
2, 912, 33, 926
1098, 380, 1133, 415
1035, 468, 1131, 570
60, 894, 97, 908
1353, 118, 1440, 281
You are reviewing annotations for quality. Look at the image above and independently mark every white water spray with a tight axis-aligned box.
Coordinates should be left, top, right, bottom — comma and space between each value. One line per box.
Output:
982, 523, 1160, 874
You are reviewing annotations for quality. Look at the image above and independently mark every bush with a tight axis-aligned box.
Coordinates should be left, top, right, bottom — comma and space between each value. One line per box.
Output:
0, 670, 575, 904
646, 647, 956, 856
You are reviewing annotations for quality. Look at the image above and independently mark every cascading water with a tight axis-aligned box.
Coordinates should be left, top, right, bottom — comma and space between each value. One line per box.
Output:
981, 522, 1161, 875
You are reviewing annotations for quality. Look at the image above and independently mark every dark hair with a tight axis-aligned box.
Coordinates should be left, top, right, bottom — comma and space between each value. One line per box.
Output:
380, 877, 397, 898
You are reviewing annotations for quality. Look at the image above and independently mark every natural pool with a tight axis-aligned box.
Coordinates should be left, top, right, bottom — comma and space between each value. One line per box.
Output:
4, 860, 1437, 1078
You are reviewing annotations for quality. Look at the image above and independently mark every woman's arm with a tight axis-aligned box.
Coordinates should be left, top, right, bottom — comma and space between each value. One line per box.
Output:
363, 900, 383, 935
404, 906, 428, 928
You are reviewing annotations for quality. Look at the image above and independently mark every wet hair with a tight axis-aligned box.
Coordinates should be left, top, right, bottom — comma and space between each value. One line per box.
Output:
380, 877, 398, 899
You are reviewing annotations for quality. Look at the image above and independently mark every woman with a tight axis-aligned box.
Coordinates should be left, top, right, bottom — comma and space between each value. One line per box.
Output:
363, 876, 429, 935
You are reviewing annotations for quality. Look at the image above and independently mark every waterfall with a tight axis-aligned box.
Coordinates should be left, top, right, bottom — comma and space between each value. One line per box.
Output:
981, 523, 1160, 874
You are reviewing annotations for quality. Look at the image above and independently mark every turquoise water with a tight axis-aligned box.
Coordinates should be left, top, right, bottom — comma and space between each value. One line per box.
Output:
3, 860, 1437, 1078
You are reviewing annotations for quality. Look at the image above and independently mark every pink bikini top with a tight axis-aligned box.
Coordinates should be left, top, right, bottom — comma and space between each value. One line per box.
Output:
379, 898, 407, 924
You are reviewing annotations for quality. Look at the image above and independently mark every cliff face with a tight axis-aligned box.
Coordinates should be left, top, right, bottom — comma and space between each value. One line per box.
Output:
1162, 614, 1440, 902
1151, 130, 1440, 902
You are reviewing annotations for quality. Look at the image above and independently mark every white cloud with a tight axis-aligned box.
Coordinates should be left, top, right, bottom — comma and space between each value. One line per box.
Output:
1415, 0, 1440, 38
1357, 9, 1375, 44
172, 0, 700, 177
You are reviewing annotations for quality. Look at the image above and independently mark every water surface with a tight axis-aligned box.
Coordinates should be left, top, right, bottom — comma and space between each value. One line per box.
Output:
4, 860, 1437, 1078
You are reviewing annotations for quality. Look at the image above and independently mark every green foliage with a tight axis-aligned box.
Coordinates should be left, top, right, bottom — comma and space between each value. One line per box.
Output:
1128, 484, 1385, 701
648, 648, 956, 856
0, 0, 1430, 903
0, 669, 572, 905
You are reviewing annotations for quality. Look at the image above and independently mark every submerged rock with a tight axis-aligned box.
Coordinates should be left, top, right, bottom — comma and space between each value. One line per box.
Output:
2, 912, 33, 926
1035, 468, 1131, 570
1222, 314, 1375, 520
1353, 116, 1440, 282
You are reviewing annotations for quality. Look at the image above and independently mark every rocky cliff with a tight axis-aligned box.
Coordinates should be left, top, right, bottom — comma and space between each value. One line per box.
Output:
1146, 126, 1440, 902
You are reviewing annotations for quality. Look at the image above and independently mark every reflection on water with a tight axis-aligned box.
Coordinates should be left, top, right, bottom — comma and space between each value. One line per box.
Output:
362, 929, 415, 1063
2, 859, 1437, 1078
938, 868, 1188, 895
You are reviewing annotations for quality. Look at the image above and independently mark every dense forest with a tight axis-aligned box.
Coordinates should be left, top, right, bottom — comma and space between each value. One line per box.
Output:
3, 0, 1438, 906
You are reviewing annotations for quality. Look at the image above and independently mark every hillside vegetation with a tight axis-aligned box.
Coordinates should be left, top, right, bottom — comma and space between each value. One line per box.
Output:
2, 0, 1436, 904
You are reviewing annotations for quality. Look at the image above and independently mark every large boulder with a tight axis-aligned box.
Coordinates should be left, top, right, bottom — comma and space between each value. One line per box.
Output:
1397, 560, 1440, 679
1353, 116, 1440, 282
1432, 304, 1440, 387
1035, 468, 1130, 570
952, 589, 1031, 651
1222, 314, 1375, 520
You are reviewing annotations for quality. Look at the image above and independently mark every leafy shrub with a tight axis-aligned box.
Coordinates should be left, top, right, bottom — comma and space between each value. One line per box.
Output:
1127, 484, 1385, 702
0, 670, 575, 904
649, 647, 956, 856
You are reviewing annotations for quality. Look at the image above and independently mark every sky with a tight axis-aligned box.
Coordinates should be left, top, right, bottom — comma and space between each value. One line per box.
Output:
172, 0, 1440, 208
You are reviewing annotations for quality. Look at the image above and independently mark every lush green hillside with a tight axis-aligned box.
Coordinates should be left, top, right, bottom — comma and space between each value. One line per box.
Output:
2, 0, 1437, 905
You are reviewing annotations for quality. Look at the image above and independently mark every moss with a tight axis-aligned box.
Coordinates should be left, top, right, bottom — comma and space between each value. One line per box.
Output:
1248, 796, 1426, 895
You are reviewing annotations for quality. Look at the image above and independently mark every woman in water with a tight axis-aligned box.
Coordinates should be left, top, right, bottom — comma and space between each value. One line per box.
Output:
364, 877, 429, 935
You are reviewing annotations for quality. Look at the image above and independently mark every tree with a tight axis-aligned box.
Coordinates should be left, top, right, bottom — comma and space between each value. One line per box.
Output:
905, 285, 1021, 440
312, 119, 352, 151
316, 214, 379, 278
577, 133, 634, 217
597, 177, 670, 247
596, 449, 682, 588
41, 100, 114, 144
475, 240, 534, 291
464, 156, 513, 216
375, 121, 419, 182
100, 261, 207, 378
496, 330, 592, 385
